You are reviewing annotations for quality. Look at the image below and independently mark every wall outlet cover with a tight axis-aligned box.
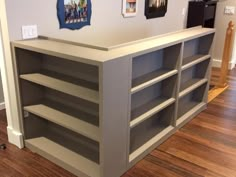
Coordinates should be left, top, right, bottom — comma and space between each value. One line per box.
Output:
22, 25, 38, 39
224, 6, 235, 15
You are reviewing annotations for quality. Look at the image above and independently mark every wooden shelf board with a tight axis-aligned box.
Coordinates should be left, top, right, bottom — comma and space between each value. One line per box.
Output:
129, 125, 174, 162
43, 99, 99, 126
182, 54, 210, 71
131, 69, 178, 94
179, 78, 207, 98
25, 137, 100, 177
42, 69, 99, 91
130, 98, 175, 128
20, 73, 99, 104
177, 102, 205, 126
24, 104, 100, 142
131, 97, 172, 121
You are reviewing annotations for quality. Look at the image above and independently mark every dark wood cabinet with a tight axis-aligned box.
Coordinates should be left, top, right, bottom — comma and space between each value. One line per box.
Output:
187, 1, 218, 28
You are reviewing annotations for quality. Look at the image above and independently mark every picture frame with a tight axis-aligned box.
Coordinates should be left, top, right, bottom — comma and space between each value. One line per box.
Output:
57, 0, 92, 30
122, 0, 138, 17
145, 0, 168, 19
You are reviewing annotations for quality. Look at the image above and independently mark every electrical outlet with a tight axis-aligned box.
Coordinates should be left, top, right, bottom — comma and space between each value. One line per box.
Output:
22, 25, 38, 39
225, 6, 235, 15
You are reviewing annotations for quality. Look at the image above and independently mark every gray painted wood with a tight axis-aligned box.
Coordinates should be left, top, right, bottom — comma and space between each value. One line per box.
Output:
99, 57, 130, 177
20, 73, 99, 104
24, 104, 100, 142
11, 27, 215, 177
25, 137, 100, 177
130, 103, 175, 153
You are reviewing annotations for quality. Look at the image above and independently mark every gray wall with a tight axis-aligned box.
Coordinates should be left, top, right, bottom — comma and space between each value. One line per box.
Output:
214, 0, 236, 64
6, 0, 189, 44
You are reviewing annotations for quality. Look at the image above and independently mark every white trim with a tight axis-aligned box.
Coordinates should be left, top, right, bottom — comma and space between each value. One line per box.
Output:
212, 58, 235, 70
0, 0, 23, 148
0, 102, 5, 110
7, 126, 24, 148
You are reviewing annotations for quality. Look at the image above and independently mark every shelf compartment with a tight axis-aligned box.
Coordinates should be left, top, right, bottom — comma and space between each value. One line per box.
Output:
130, 103, 175, 155
24, 114, 99, 163
129, 125, 174, 162
16, 48, 99, 84
20, 80, 99, 126
131, 75, 177, 121
179, 59, 210, 97
176, 102, 205, 126
179, 78, 207, 98
130, 98, 175, 128
182, 54, 210, 70
131, 69, 178, 94
183, 34, 214, 65
24, 104, 99, 142
177, 83, 207, 121
20, 73, 99, 104
132, 43, 181, 92
25, 137, 99, 177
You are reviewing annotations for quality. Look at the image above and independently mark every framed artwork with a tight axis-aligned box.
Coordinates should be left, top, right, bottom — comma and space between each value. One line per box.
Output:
145, 0, 168, 19
57, 0, 92, 30
122, 0, 138, 17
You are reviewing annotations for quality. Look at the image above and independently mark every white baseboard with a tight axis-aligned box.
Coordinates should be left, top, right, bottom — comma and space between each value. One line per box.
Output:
212, 59, 235, 70
0, 102, 5, 110
7, 126, 24, 148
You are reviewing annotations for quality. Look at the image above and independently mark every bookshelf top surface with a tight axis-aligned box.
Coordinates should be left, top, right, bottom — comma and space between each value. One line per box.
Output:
12, 27, 215, 65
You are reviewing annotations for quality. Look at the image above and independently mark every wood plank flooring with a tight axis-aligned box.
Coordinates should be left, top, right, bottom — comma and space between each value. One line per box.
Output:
0, 68, 236, 177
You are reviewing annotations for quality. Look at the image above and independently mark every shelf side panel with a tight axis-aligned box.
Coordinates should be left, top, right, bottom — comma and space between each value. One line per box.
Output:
100, 57, 131, 177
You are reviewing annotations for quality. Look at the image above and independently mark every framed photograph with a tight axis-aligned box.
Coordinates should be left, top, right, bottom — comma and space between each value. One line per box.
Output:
122, 0, 138, 17
145, 0, 168, 19
57, 0, 92, 30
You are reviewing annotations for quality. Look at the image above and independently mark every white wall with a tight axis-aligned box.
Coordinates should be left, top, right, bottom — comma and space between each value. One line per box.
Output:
6, 0, 189, 44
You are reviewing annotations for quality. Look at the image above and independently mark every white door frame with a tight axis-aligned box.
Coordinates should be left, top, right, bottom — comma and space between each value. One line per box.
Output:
0, 0, 23, 148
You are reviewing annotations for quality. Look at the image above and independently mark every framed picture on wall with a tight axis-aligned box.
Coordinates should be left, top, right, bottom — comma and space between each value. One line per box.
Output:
122, 0, 138, 17
57, 0, 92, 30
145, 0, 168, 19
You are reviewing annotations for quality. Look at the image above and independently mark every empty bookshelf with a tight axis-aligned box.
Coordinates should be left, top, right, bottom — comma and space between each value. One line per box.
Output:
12, 26, 215, 177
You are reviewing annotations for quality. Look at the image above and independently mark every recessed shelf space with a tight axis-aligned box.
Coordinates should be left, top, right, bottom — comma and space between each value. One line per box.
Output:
129, 104, 175, 160
20, 73, 99, 104
182, 33, 213, 69
20, 80, 99, 140
24, 104, 99, 142
179, 59, 210, 97
16, 48, 99, 103
131, 43, 181, 93
182, 54, 210, 70
177, 83, 207, 124
131, 75, 177, 126
24, 115, 100, 177
26, 137, 100, 177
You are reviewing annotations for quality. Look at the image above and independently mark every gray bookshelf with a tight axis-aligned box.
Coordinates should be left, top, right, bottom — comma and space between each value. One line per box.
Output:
12, 27, 215, 177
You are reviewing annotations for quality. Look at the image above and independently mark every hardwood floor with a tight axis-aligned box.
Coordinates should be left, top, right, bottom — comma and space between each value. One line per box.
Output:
0, 68, 236, 177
